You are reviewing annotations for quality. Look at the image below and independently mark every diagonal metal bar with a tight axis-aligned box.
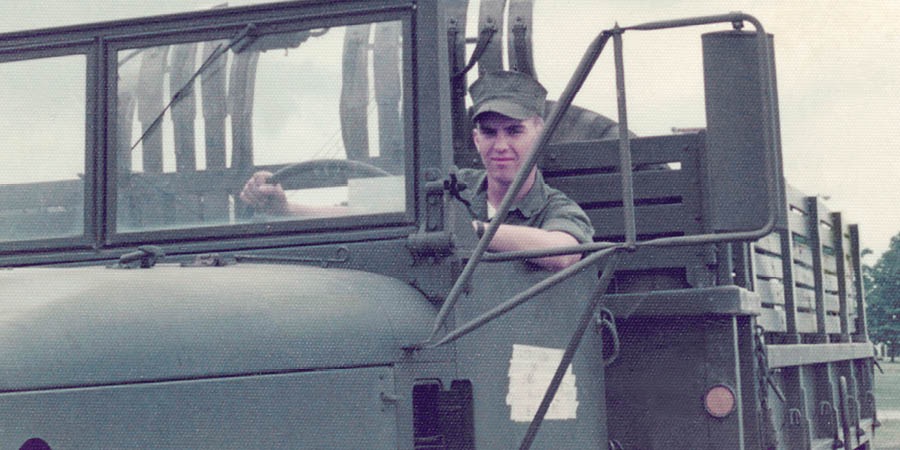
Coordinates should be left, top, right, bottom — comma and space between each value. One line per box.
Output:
519, 253, 619, 450
425, 246, 620, 349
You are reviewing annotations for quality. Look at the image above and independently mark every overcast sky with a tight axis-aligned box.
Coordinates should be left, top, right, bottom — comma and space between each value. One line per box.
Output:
1, 0, 897, 260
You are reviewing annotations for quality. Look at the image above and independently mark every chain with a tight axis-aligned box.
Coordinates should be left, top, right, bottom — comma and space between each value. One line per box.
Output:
754, 325, 782, 449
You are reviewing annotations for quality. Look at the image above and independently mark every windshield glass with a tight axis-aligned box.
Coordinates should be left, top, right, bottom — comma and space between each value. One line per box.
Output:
115, 20, 407, 233
0, 55, 86, 243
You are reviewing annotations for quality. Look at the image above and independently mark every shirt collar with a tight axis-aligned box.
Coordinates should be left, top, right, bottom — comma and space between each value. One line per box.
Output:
474, 170, 548, 219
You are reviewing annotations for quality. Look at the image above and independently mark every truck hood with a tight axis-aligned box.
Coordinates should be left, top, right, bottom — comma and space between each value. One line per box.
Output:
0, 263, 435, 391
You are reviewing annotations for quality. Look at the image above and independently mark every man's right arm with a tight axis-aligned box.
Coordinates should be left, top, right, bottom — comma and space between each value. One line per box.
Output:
473, 220, 582, 271
240, 171, 357, 217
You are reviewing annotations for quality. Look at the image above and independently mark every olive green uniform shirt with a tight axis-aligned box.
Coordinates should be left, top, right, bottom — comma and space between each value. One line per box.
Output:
456, 168, 595, 244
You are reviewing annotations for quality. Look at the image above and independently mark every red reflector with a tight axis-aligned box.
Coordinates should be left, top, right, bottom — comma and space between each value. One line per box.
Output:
704, 384, 736, 418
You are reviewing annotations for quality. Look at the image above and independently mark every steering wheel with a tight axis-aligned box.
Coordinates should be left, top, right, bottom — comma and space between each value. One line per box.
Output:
242, 158, 393, 219
269, 158, 392, 190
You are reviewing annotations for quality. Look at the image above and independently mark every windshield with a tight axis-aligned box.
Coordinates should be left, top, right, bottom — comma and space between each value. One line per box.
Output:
115, 20, 407, 233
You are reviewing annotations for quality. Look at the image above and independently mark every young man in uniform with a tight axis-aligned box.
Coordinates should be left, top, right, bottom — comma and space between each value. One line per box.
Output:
456, 70, 594, 270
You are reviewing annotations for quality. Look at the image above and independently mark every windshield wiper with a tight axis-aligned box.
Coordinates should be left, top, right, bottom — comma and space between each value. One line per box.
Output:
128, 24, 257, 154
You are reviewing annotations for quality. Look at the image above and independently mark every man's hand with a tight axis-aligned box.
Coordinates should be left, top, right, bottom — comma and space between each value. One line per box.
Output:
240, 171, 289, 215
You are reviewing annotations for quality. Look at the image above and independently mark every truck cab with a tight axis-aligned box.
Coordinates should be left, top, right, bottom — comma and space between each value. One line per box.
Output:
0, 1, 877, 449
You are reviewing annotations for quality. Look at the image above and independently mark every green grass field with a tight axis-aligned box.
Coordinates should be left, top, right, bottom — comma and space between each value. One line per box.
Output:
876, 361, 900, 449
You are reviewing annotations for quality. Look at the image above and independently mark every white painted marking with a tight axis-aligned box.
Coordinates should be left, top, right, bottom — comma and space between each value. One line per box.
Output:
506, 344, 578, 422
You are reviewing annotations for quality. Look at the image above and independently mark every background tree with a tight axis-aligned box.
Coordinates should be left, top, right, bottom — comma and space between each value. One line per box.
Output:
866, 232, 900, 361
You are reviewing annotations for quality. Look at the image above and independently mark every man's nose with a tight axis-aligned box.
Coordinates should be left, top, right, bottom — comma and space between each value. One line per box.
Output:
492, 132, 511, 152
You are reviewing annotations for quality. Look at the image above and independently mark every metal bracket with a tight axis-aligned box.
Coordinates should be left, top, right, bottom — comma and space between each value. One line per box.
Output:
110, 245, 165, 269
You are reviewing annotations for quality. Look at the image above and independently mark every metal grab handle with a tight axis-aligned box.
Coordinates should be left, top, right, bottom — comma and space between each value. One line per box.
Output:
595, 308, 620, 367
425, 12, 778, 346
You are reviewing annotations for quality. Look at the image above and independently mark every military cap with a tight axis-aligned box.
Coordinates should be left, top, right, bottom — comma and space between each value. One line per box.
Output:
470, 70, 547, 121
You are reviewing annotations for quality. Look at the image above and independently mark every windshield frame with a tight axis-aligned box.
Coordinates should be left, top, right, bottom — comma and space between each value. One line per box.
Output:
0, 0, 421, 264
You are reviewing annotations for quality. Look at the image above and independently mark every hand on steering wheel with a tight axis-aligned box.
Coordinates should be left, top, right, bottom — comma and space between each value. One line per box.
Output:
239, 171, 290, 215
240, 159, 392, 216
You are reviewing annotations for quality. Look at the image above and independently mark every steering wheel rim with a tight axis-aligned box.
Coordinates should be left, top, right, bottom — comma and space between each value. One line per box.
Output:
269, 158, 392, 188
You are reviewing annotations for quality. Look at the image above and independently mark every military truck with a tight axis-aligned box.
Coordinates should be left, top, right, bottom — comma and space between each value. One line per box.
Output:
0, 1, 877, 448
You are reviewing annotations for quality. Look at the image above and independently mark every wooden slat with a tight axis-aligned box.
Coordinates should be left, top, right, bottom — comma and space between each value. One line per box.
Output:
200, 40, 229, 222
823, 252, 837, 273
0, 180, 83, 209
795, 286, 816, 311
793, 265, 815, 288
169, 42, 198, 173
0, 209, 81, 240
825, 315, 841, 334
823, 274, 839, 293
200, 40, 228, 170
753, 252, 784, 280
542, 133, 703, 172
169, 42, 201, 225
758, 308, 787, 333
796, 312, 818, 334
830, 212, 852, 341
785, 184, 808, 214
792, 238, 814, 267
340, 24, 372, 162
818, 223, 837, 247
587, 203, 697, 239
116, 89, 136, 176
849, 224, 869, 337
0, 180, 83, 240
229, 51, 259, 172
373, 21, 404, 174
788, 210, 811, 236
754, 232, 782, 255
614, 246, 711, 273
136, 45, 169, 174
756, 278, 786, 306
547, 169, 696, 205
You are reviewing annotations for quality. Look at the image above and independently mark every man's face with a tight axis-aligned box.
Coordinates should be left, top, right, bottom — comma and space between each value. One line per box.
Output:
472, 112, 544, 186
